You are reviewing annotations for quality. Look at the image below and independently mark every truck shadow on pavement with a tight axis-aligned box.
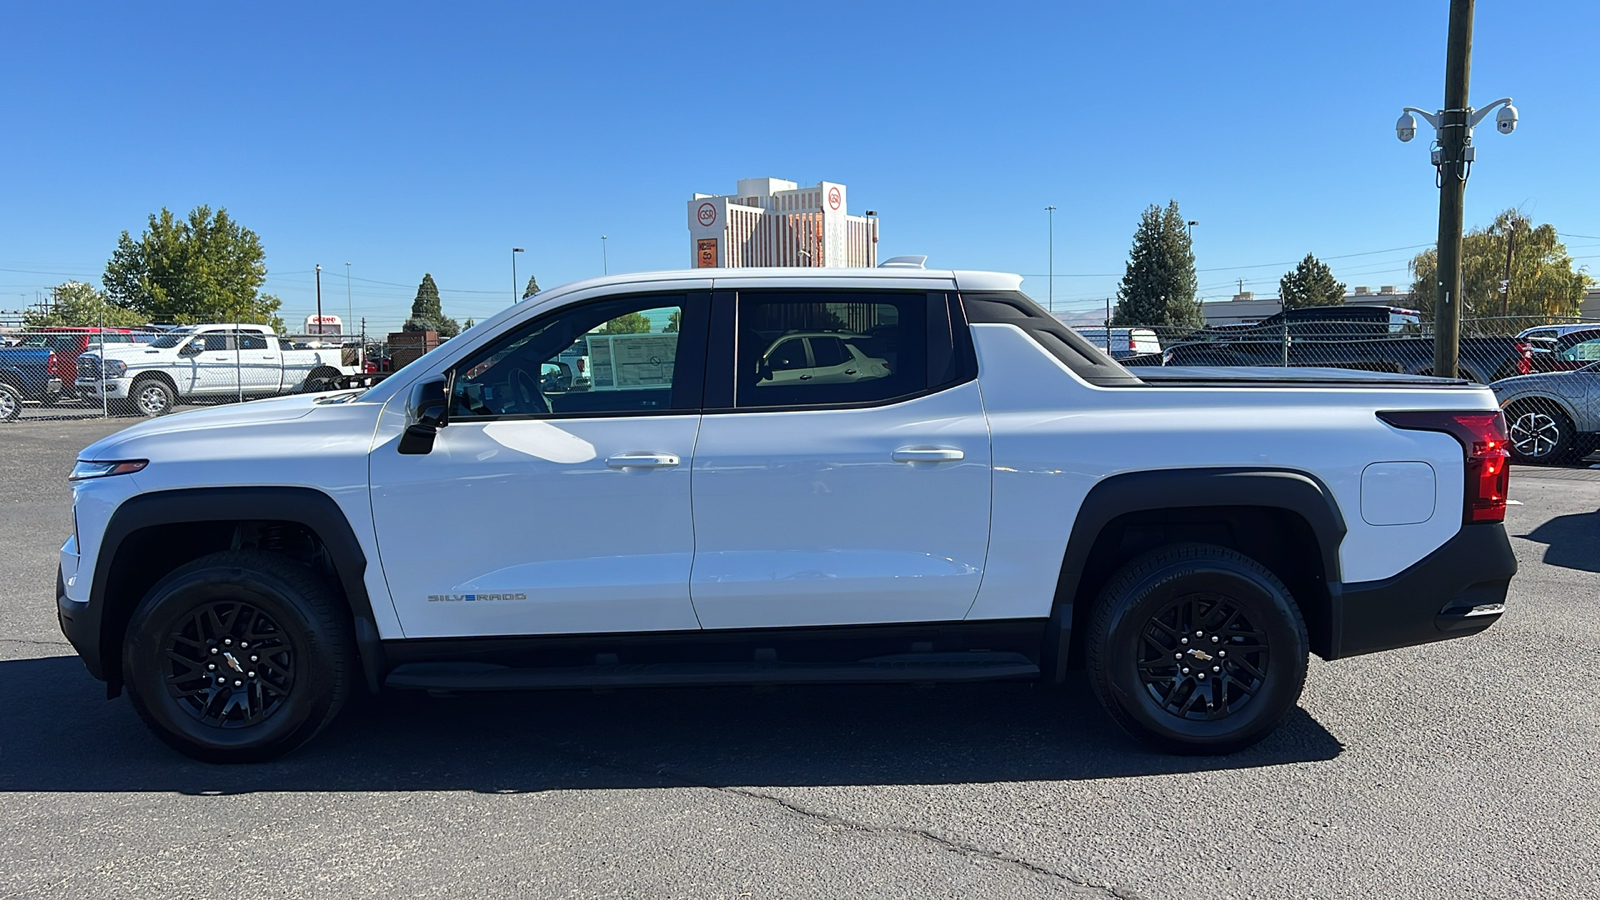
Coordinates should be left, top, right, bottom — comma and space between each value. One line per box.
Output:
0, 655, 1342, 794
1516, 508, 1600, 574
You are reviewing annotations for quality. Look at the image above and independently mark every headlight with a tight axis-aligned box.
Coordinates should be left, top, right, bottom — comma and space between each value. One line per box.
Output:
69, 459, 148, 481
104, 359, 127, 378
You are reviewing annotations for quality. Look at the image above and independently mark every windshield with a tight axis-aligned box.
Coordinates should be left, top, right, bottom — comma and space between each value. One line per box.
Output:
148, 329, 195, 349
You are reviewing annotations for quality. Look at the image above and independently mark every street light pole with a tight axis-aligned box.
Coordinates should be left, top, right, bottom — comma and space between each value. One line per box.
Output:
1045, 206, 1056, 313
1396, 0, 1516, 380
864, 210, 877, 267
512, 248, 524, 303
345, 262, 357, 369
601, 235, 608, 275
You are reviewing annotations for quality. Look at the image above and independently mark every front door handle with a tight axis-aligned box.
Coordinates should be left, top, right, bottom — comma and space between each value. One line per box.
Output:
606, 452, 681, 469
891, 447, 965, 463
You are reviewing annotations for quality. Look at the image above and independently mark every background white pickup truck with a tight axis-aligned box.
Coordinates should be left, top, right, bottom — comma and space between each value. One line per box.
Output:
76, 323, 357, 416
56, 267, 1517, 763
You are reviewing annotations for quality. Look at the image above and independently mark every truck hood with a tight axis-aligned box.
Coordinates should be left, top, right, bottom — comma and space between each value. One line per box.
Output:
79, 393, 329, 458
88, 344, 177, 361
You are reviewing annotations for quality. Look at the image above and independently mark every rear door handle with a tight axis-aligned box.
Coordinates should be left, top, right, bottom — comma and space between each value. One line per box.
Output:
891, 447, 965, 463
606, 453, 681, 469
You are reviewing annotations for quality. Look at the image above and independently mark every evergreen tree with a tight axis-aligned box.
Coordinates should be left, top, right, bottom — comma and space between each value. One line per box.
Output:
522, 274, 540, 300
403, 273, 460, 337
1278, 253, 1347, 309
1110, 201, 1201, 328
1409, 210, 1591, 322
463, 317, 475, 330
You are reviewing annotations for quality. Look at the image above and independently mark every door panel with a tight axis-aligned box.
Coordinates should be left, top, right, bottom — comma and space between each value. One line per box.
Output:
690, 380, 991, 629
369, 415, 703, 638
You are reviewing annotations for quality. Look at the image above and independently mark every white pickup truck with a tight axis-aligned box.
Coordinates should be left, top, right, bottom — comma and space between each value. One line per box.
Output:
56, 266, 1517, 762
76, 323, 357, 416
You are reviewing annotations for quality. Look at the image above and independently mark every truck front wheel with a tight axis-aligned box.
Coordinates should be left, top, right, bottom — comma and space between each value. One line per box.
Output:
130, 377, 176, 417
121, 550, 355, 763
0, 382, 21, 421
1085, 543, 1308, 755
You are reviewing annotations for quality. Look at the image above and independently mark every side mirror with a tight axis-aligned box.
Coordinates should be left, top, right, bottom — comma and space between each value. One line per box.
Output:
757, 361, 774, 382
178, 342, 201, 357
398, 375, 452, 455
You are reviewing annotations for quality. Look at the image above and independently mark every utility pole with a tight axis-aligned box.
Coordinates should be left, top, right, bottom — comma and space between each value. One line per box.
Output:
1433, 0, 1474, 380
1046, 206, 1056, 313
512, 248, 524, 303
602, 235, 608, 275
1500, 225, 1515, 318
315, 264, 324, 334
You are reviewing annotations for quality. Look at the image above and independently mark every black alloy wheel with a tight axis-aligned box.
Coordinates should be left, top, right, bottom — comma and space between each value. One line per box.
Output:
162, 601, 296, 728
1086, 543, 1308, 755
1134, 593, 1268, 721
123, 550, 353, 762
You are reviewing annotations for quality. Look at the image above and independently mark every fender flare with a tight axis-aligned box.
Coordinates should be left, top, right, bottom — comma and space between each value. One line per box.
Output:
87, 486, 385, 692
1041, 468, 1347, 682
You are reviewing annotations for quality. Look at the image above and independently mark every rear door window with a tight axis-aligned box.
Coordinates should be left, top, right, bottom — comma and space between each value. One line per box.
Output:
734, 291, 927, 409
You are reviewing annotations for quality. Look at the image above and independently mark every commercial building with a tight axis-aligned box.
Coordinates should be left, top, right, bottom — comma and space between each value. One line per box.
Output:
687, 178, 878, 268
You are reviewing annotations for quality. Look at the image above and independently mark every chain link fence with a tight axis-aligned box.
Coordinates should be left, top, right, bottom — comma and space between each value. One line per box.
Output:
1072, 314, 1600, 386
0, 328, 387, 423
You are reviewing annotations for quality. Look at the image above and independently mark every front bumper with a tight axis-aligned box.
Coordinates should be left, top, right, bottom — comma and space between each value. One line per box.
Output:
77, 376, 131, 400
1331, 523, 1516, 659
57, 564, 102, 680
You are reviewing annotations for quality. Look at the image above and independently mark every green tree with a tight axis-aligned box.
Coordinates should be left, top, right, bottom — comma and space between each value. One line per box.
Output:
1409, 210, 1591, 323
1278, 253, 1347, 310
1110, 201, 1201, 328
665, 309, 682, 333
522, 274, 540, 300
596, 312, 651, 334
102, 205, 284, 331
463, 317, 475, 330
403, 273, 460, 337
23, 281, 146, 329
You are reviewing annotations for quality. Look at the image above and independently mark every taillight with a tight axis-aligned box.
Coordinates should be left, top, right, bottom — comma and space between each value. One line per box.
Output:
1378, 410, 1511, 524
576, 359, 585, 374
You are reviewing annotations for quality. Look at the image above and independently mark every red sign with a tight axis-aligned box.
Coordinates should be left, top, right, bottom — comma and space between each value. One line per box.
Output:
697, 202, 717, 227
827, 186, 841, 210
697, 238, 718, 268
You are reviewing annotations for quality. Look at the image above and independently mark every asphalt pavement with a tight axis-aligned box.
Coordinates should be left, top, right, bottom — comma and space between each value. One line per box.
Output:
2, 418, 1597, 899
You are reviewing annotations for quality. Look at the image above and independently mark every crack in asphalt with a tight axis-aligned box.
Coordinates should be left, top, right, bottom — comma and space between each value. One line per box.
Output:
537, 739, 1130, 899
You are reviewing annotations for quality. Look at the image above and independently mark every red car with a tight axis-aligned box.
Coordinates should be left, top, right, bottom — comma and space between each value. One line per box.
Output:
1527, 327, 1600, 373
17, 328, 139, 391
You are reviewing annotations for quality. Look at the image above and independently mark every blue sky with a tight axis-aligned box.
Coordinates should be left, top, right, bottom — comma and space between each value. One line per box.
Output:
2, 1, 1597, 333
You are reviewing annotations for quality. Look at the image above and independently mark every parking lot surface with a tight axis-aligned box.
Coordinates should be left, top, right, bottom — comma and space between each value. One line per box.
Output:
2, 418, 1597, 899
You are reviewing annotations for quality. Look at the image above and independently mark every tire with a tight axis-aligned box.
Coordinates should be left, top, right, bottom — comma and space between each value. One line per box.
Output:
122, 550, 355, 763
0, 381, 20, 421
1085, 543, 1308, 755
299, 366, 341, 394
130, 376, 176, 417
1505, 400, 1575, 465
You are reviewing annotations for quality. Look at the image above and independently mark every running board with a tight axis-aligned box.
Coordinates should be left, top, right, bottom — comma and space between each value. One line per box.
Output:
385, 651, 1040, 691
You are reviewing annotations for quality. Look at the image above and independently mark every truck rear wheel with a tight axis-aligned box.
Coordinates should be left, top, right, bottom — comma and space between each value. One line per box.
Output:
299, 366, 341, 393
122, 550, 355, 763
1085, 543, 1308, 755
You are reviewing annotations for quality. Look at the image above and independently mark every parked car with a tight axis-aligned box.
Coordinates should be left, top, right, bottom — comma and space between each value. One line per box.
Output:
1139, 306, 1521, 383
58, 266, 1516, 763
1071, 326, 1162, 359
1491, 363, 1600, 464
757, 331, 891, 386
1514, 323, 1600, 345
76, 323, 360, 416
10, 328, 140, 396
1521, 327, 1600, 374
0, 345, 61, 420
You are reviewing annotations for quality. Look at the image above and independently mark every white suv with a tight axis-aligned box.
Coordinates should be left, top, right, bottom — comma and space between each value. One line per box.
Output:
57, 266, 1516, 762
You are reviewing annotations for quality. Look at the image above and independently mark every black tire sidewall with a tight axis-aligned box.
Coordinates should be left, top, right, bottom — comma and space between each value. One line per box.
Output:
123, 561, 342, 761
1094, 554, 1307, 753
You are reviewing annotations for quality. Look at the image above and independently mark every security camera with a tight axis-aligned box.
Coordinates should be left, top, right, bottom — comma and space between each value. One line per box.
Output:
1495, 103, 1518, 134
1396, 111, 1418, 143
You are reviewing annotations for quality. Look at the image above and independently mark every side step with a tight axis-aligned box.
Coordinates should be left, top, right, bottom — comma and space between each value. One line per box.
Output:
385, 651, 1039, 692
